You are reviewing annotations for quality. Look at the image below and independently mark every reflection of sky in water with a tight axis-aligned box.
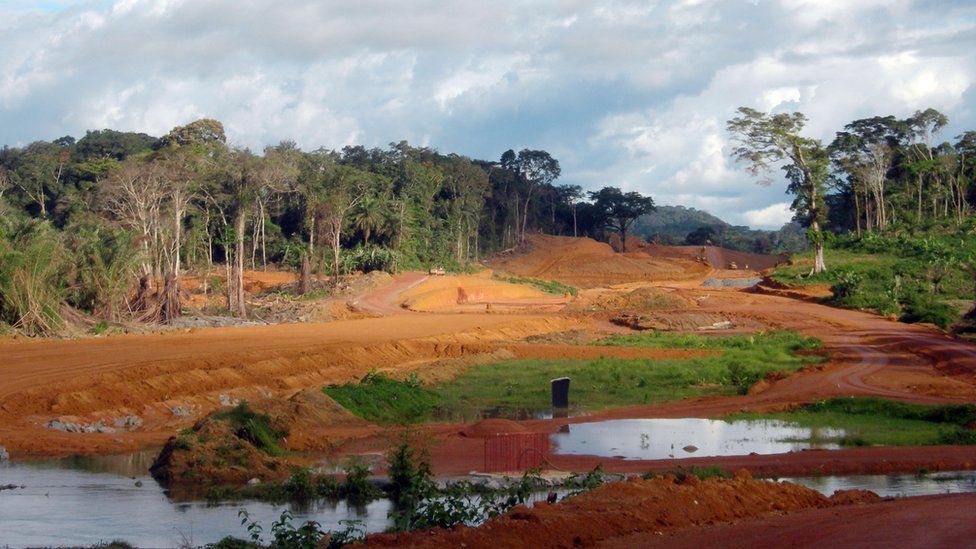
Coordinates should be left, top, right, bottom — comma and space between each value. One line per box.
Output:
785, 471, 976, 498
551, 418, 845, 460
0, 457, 392, 547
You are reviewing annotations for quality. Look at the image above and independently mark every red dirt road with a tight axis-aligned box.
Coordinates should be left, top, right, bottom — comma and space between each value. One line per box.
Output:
609, 492, 976, 548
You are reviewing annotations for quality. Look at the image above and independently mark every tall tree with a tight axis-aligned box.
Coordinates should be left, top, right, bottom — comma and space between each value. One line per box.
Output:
588, 186, 655, 253
727, 107, 829, 273
500, 149, 561, 243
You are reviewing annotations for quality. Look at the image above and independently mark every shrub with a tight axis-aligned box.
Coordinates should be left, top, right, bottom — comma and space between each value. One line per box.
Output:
899, 293, 956, 328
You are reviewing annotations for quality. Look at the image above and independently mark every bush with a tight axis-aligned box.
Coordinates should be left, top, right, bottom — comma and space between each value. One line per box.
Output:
341, 244, 399, 273
0, 220, 65, 335
899, 293, 956, 328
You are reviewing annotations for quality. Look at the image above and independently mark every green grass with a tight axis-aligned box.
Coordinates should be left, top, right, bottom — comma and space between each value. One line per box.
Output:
324, 371, 441, 424
325, 331, 824, 424
432, 331, 824, 417
496, 275, 579, 296
727, 397, 976, 447
212, 402, 288, 456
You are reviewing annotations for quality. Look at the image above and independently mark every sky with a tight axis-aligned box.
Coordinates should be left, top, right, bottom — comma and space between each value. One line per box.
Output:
1, 0, 975, 229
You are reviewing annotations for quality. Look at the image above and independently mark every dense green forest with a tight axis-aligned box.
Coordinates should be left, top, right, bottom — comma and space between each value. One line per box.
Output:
0, 118, 650, 333
2, 105, 975, 336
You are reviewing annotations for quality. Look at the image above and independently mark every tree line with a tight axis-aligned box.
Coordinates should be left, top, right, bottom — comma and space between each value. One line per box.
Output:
728, 106, 976, 274
0, 118, 652, 333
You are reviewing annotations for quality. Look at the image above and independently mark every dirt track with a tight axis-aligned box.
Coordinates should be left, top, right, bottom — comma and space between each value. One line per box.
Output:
610, 492, 976, 548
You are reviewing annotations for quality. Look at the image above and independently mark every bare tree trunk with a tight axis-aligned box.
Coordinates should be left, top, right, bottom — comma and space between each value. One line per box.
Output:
233, 212, 246, 318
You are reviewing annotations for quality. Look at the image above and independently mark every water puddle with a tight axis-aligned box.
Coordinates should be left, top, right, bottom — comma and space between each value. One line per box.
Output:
550, 418, 845, 460
0, 456, 392, 547
784, 471, 976, 498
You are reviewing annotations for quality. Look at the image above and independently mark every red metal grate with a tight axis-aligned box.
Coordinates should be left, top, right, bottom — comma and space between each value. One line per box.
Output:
483, 432, 550, 472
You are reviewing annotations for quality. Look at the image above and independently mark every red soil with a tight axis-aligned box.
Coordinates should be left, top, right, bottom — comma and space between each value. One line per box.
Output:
365, 472, 836, 548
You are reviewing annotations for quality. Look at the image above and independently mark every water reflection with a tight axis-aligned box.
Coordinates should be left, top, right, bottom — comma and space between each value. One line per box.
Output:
551, 418, 845, 460
0, 456, 392, 547
785, 471, 976, 498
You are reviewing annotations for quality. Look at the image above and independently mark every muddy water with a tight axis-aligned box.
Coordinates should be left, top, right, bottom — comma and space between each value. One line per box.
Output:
551, 418, 845, 459
0, 453, 392, 547
785, 471, 976, 498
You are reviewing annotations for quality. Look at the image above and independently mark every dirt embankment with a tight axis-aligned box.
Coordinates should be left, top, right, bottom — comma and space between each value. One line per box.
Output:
0, 313, 582, 458
365, 471, 869, 548
396, 273, 566, 312
607, 234, 787, 272
487, 235, 710, 288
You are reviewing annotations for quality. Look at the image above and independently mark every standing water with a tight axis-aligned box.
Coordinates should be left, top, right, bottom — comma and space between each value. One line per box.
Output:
0, 453, 392, 547
550, 418, 845, 459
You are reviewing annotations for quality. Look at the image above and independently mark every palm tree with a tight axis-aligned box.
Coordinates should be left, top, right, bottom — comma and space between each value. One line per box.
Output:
350, 194, 390, 246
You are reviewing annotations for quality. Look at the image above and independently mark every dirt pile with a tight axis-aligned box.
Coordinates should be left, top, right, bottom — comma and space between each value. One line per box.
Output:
568, 286, 694, 312
460, 419, 529, 438
611, 311, 733, 331
365, 472, 836, 548
149, 411, 285, 486
487, 235, 708, 288
639, 243, 788, 272
397, 274, 556, 311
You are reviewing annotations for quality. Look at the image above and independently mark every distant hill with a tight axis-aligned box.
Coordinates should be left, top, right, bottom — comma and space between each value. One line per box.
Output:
632, 205, 808, 255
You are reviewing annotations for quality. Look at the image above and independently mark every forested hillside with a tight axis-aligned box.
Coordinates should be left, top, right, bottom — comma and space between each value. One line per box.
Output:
631, 205, 808, 254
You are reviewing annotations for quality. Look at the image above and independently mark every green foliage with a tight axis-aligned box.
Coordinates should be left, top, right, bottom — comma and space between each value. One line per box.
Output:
773, 232, 976, 325
341, 244, 399, 273
389, 468, 544, 532
324, 371, 441, 424
340, 461, 381, 504
62, 216, 142, 321
214, 402, 288, 456
386, 439, 436, 507
236, 509, 364, 549
0, 219, 65, 335
731, 397, 976, 447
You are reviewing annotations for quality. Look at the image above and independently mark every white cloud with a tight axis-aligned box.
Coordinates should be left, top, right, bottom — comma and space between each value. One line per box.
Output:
744, 202, 793, 228
0, 0, 974, 229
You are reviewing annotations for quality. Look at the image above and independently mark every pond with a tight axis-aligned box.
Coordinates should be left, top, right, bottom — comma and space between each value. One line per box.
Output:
0, 453, 392, 547
550, 418, 845, 460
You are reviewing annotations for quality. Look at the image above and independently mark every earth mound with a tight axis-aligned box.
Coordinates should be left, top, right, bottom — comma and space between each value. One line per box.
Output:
365, 473, 838, 547
487, 234, 708, 288
398, 275, 555, 311
568, 286, 694, 312
150, 391, 363, 485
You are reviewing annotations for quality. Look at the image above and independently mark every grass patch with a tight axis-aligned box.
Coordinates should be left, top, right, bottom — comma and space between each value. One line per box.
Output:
324, 371, 441, 424
432, 331, 824, 416
496, 275, 579, 296
212, 402, 288, 456
728, 397, 976, 447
